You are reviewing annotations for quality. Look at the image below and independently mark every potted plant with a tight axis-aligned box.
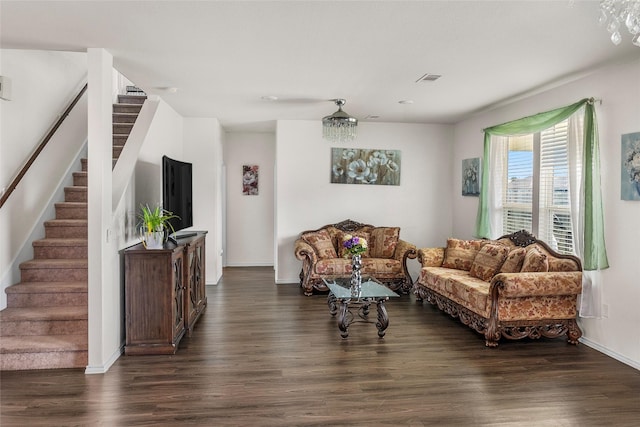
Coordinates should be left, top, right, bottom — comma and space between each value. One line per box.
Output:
137, 204, 179, 249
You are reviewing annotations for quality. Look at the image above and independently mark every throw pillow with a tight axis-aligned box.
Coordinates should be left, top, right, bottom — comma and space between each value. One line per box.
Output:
337, 231, 371, 258
520, 246, 549, 272
470, 243, 510, 281
301, 229, 338, 259
499, 247, 527, 273
442, 238, 484, 271
369, 227, 400, 258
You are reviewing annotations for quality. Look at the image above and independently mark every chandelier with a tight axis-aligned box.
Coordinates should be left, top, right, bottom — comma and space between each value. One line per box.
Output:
322, 99, 358, 143
598, 0, 640, 47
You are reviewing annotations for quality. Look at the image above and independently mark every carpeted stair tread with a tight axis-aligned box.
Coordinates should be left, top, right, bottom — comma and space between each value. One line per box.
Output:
6, 281, 87, 294
20, 259, 87, 269
44, 219, 88, 226
0, 335, 87, 354
32, 238, 88, 247
0, 306, 87, 322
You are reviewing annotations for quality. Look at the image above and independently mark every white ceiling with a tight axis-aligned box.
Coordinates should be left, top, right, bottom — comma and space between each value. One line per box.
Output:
2, 1, 639, 132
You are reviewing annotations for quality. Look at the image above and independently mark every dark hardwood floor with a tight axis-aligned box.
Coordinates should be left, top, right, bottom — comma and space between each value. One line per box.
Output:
2, 266, 639, 426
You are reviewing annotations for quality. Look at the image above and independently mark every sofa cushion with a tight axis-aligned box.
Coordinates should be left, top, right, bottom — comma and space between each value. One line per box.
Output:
499, 247, 527, 273
470, 243, 510, 281
442, 238, 484, 271
369, 227, 400, 258
337, 231, 371, 258
420, 267, 490, 317
301, 229, 338, 259
315, 257, 402, 276
521, 246, 549, 272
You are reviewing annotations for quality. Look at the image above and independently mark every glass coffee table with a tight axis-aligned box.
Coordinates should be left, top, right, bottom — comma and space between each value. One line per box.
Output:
323, 277, 399, 338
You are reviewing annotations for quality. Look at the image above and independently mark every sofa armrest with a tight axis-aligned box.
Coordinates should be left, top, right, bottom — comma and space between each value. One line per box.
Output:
394, 239, 417, 262
491, 272, 583, 298
417, 247, 445, 267
294, 239, 318, 265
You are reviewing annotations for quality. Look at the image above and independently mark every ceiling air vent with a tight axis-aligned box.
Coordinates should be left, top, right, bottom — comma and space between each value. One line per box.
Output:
416, 73, 441, 83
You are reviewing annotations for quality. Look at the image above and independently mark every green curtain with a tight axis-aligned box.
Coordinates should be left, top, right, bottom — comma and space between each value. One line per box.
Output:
474, 98, 609, 270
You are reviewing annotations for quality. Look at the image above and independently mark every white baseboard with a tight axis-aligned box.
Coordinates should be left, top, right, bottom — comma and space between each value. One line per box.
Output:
275, 278, 299, 284
84, 345, 123, 374
225, 262, 273, 267
579, 337, 640, 371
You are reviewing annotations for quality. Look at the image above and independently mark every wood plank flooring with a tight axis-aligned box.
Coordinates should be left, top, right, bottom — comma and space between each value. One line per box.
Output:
2, 266, 640, 426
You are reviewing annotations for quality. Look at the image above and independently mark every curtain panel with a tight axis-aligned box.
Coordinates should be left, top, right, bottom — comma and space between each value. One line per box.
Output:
474, 98, 609, 318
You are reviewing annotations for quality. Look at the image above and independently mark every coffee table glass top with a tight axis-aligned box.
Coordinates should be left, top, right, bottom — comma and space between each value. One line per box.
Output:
323, 277, 399, 299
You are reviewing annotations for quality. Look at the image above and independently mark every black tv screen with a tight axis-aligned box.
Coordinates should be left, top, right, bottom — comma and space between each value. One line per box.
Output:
162, 155, 193, 233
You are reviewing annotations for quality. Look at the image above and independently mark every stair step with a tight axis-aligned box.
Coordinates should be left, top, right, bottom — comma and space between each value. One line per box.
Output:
113, 134, 129, 146
73, 171, 87, 186
0, 306, 87, 336
55, 202, 87, 220
44, 219, 87, 238
113, 123, 134, 134
113, 103, 143, 114
113, 145, 124, 158
33, 238, 88, 259
81, 158, 88, 171
19, 258, 87, 282
6, 281, 87, 307
64, 186, 87, 203
117, 95, 146, 105
112, 112, 139, 123
0, 335, 87, 370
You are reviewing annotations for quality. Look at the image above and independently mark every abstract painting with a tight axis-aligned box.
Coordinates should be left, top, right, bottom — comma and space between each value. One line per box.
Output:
462, 157, 480, 196
621, 132, 640, 201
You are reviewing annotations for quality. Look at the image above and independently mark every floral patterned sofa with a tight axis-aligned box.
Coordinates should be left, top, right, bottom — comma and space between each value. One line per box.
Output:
413, 230, 583, 347
294, 219, 417, 296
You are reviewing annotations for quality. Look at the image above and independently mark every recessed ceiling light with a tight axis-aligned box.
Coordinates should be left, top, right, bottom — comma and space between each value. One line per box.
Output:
415, 73, 441, 83
398, 100, 414, 105
261, 95, 278, 101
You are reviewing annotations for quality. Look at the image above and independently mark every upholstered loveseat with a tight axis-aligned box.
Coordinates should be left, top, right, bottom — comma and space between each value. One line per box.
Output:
413, 230, 583, 347
294, 219, 417, 296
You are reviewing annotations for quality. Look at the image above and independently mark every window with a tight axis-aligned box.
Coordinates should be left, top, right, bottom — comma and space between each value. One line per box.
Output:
501, 119, 574, 254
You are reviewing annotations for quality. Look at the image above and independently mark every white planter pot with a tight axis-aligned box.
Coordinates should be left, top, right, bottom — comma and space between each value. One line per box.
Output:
141, 230, 165, 249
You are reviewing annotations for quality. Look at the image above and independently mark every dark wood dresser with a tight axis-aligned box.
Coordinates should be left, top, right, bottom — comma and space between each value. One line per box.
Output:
124, 231, 207, 355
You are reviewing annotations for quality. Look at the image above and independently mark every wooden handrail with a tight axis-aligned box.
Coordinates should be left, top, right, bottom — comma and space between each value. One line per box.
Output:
0, 83, 88, 209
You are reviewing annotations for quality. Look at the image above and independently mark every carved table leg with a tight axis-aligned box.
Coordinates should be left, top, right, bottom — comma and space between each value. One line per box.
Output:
327, 293, 338, 316
376, 299, 389, 338
361, 300, 370, 316
337, 301, 350, 338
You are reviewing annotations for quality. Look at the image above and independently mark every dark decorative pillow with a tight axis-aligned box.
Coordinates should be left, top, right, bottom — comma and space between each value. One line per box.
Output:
499, 247, 527, 273
369, 227, 400, 258
337, 231, 371, 258
521, 246, 549, 272
301, 229, 337, 259
470, 243, 510, 281
442, 238, 484, 271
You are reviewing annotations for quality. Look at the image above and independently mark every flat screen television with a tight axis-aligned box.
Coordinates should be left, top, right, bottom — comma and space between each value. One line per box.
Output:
162, 155, 193, 234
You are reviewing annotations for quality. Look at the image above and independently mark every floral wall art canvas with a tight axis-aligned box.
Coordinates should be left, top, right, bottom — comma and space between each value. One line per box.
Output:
462, 157, 480, 196
331, 148, 401, 186
242, 165, 259, 195
621, 132, 640, 201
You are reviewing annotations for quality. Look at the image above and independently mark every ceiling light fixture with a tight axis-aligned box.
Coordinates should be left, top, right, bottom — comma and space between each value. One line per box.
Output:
598, 0, 640, 47
322, 99, 358, 142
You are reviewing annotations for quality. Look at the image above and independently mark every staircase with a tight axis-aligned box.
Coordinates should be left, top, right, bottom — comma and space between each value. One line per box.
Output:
0, 94, 145, 370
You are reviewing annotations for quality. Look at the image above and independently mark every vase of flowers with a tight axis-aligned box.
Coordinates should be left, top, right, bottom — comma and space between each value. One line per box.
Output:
137, 204, 179, 249
342, 234, 368, 294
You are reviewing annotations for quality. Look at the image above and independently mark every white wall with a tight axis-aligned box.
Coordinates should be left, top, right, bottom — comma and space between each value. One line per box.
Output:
275, 120, 453, 284
224, 132, 275, 267
452, 58, 640, 369
0, 49, 87, 309
184, 118, 225, 284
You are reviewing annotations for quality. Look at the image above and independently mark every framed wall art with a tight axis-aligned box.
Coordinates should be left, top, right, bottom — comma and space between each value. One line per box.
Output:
462, 157, 480, 196
242, 165, 259, 195
330, 148, 401, 186
621, 132, 640, 201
